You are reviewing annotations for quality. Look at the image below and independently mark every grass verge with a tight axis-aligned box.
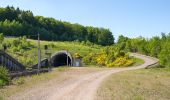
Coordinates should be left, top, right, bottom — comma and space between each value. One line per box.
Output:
0, 67, 103, 99
0, 67, 71, 99
132, 57, 145, 66
96, 68, 170, 100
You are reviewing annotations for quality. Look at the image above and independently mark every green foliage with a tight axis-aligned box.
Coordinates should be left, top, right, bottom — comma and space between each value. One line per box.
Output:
117, 33, 170, 68
4, 37, 100, 68
83, 47, 133, 67
0, 96, 3, 100
0, 67, 10, 88
0, 6, 114, 46
14, 77, 25, 85
107, 57, 133, 67
96, 53, 107, 66
8, 36, 32, 53
0, 33, 4, 50
158, 42, 170, 68
82, 53, 98, 65
48, 43, 56, 48
74, 53, 82, 59
132, 57, 144, 66
57, 67, 68, 72
0, 33, 4, 44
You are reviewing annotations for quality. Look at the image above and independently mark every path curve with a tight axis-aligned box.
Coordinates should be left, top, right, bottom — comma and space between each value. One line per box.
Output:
9, 53, 158, 100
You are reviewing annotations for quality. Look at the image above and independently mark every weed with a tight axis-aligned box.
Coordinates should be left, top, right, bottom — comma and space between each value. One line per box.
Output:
14, 77, 25, 85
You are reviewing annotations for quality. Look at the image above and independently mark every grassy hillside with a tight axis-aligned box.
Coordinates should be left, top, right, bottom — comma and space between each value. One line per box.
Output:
3, 37, 101, 68
97, 68, 170, 100
1, 36, 143, 68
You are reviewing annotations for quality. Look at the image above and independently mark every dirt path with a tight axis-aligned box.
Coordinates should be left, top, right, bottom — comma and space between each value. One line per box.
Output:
8, 53, 158, 100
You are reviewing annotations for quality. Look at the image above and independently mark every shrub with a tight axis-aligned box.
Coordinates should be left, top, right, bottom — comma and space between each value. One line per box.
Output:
74, 53, 82, 59
82, 53, 98, 65
14, 77, 25, 85
96, 53, 107, 66
0, 33, 4, 44
0, 80, 5, 88
12, 46, 19, 52
11, 37, 32, 53
0, 67, 10, 88
107, 57, 133, 67
158, 43, 170, 68
83, 49, 133, 67
49, 43, 56, 48
117, 51, 126, 57
124, 60, 133, 66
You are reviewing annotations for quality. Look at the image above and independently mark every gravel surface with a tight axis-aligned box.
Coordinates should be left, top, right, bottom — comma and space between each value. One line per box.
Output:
8, 53, 158, 100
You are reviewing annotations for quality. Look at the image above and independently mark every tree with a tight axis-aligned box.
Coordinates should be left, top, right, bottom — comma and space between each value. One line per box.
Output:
148, 36, 161, 57
117, 35, 129, 44
159, 42, 170, 68
0, 6, 115, 46
0, 33, 4, 49
0, 33, 4, 44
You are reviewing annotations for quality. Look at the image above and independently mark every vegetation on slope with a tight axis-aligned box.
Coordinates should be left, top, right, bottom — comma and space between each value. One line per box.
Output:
83, 47, 134, 67
116, 33, 170, 68
0, 67, 10, 88
1, 37, 100, 68
0, 6, 114, 46
0, 33, 134, 68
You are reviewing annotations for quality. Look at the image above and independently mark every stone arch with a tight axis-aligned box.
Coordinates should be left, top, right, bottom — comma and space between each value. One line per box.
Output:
51, 50, 73, 67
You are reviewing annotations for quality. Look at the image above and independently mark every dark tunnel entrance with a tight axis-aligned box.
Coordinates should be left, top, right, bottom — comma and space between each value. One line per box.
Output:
51, 51, 72, 67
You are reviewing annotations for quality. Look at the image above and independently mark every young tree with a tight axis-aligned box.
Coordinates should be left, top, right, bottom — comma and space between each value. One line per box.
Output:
0, 33, 4, 49
159, 42, 170, 68
0, 33, 4, 44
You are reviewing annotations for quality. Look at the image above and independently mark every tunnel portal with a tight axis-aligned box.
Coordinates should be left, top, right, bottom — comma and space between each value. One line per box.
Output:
51, 51, 72, 67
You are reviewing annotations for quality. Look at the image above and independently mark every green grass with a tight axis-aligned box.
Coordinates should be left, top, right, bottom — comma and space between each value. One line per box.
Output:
3, 38, 101, 67
96, 68, 170, 100
132, 57, 145, 66
2, 38, 143, 68
0, 96, 3, 100
57, 66, 70, 72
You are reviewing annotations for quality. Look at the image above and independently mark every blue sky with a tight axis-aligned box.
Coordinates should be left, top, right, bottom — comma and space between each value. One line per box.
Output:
0, 0, 170, 40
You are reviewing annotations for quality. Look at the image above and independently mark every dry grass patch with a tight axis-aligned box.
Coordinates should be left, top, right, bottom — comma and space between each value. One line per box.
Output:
96, 68, 170, 100
0, 67, 104, 100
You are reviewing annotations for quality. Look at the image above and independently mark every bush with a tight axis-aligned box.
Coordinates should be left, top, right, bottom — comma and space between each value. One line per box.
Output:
158, 43, 170, 68
82, 53, 98, 65
0, 67, 10, 88
117, 51, 126, 57
14, 77, 25, 85
74, 53, 82, 59
0, 80, 5, 88
48, 43, 56, 48
96, 53, 107, 66
107, 57, 133, 67
83, 48, 133, 67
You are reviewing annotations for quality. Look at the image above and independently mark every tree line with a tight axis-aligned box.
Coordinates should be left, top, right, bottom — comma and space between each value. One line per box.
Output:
0, 6, 114, 46
117, 33, 170, 68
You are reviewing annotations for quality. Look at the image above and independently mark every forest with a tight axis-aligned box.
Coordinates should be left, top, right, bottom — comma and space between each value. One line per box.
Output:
116, 33, 170, 68
0, 6, 114, 46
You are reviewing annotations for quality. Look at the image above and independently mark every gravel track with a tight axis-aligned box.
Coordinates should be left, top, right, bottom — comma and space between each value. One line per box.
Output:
8, 53, 158, 100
